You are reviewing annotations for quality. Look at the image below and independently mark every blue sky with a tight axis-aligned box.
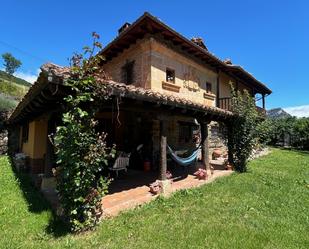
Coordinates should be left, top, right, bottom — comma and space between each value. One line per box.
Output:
0, 0, 308, 114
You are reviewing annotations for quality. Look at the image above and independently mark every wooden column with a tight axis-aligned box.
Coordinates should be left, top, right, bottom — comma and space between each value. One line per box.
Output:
159, 120, 167, 180
262, 93, 265, 109
200, 121, 210, 170
216, 70, 220, 108
227, 122, 234, 166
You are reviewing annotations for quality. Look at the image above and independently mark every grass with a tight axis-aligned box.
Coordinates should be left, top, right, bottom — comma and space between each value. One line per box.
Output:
0, 149, 308, 249
0, 70, 31, 87
0, 80, 29, 100
0, 70, 30, 111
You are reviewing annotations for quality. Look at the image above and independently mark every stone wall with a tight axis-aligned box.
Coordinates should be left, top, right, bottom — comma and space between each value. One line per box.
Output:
208, 121, 228, 157
0, 111, 10, 155
0, 130, 8, 155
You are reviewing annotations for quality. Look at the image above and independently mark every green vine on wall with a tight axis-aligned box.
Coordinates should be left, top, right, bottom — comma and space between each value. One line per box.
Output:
53, 33, 115, 232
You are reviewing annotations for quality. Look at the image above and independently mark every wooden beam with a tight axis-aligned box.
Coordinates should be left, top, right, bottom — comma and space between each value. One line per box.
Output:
159, 120, 167, 180
200, 121, 210, 170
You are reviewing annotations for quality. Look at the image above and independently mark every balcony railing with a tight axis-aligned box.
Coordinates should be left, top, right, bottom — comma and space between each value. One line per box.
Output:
218, 97, 233, 111
218, 97, 266, 115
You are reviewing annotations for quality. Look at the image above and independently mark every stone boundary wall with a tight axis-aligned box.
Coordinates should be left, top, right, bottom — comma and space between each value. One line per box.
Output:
0, 111, 10, 155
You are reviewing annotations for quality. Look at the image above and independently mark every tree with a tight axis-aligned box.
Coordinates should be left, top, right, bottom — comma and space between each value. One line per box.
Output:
228, 86, 259, 172
1, 53, 22, 76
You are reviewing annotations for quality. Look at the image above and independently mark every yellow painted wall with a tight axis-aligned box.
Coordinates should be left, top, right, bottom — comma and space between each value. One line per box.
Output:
21, 116, 48, 159
21, 121, 36, 158
33, 118, 48, 159
219, 71, 253, 98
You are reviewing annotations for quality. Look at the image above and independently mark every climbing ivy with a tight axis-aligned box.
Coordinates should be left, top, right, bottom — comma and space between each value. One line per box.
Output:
53, 33, 115, 232
228, 86, 259, 172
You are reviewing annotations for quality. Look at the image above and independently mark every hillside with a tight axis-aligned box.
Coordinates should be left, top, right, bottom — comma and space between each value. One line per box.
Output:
267, 108, 292, 119
0, 70, 31, 112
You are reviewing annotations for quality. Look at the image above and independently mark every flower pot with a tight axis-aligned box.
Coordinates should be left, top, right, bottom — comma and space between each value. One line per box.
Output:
212, 148, 222, 159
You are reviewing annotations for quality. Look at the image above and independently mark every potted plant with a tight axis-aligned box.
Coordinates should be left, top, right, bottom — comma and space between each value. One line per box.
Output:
194, 168, 208, 180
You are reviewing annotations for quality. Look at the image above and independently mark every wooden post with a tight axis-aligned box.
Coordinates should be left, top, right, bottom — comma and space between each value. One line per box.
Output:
216, 70, 220, 108
159, 120, 167, 181
200, 121, 210, 170
262, 93, 265, 109
227, 122, 234, 166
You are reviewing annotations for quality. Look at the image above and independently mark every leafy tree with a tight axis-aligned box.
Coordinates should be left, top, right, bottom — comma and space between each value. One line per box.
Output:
1, 53, 22, 76
227, 86, 259, 172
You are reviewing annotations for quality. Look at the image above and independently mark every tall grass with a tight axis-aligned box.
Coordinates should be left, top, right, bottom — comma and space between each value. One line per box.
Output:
0, 94, 17, 111
0, 79, 28, 99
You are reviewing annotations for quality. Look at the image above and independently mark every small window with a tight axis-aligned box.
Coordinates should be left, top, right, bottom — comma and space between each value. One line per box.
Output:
122, 60, 135, 85
206, 82, 212, 93
166, 68, 175, 83
22, 122, 29, 143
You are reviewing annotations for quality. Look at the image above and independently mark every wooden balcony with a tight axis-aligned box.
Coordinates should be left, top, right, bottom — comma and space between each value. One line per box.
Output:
218, 97, 266, 116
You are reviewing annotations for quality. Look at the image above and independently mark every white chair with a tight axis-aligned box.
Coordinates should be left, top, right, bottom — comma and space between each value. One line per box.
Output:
108, 153, 130, 177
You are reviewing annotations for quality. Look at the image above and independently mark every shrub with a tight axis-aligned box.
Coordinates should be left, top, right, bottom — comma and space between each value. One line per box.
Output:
228, 87, 259, 172
53, 33, 115, 232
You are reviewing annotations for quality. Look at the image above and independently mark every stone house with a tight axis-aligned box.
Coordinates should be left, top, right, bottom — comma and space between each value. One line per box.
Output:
8, 12, 271, 193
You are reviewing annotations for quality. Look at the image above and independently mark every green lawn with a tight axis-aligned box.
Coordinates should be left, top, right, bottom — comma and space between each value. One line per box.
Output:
0, 149, 308, 249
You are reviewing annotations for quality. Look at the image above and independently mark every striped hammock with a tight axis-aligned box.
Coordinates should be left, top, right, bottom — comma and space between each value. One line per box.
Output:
167, 144, 201, 166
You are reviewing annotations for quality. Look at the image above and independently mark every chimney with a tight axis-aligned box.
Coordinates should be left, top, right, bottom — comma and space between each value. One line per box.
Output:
191, 37, 208, 50
118, 22, 131, 34
224, 58, 233, 65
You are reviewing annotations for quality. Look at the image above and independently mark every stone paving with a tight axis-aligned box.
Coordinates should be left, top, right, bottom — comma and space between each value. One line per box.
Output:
102, 169, 233, 217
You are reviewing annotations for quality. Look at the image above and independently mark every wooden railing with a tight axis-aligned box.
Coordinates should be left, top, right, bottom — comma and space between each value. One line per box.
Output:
218, 97, 266, 115
218, 97, 233, 111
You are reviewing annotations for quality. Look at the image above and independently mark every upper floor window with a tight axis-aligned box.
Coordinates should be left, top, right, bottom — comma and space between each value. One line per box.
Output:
122, 60, 135, 85
206, 82, 212, 93
166, 68, 175, 83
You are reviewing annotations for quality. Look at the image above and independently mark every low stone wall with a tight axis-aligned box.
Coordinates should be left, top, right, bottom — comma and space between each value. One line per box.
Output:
0, 111, 10, 155
0, 130, 8, 155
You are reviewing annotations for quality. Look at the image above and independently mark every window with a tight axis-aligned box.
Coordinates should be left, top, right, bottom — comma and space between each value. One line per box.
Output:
122, 60, 135, 85
22, 122, 29, 143
166, 68, 175, 83
206, 82, 212, 93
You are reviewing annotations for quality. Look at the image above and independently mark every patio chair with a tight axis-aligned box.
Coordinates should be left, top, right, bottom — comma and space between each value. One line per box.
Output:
109, 153, 131, 178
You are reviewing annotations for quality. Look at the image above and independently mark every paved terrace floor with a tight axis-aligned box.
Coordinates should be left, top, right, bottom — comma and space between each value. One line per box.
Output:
102, 169, 233, 217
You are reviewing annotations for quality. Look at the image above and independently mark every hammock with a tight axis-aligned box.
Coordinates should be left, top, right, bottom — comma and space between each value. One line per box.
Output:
167, 144, 201, 166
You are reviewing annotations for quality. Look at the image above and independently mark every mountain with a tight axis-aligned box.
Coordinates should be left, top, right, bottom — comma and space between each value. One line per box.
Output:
267, 108, 292, 119
0, 70, 31, 112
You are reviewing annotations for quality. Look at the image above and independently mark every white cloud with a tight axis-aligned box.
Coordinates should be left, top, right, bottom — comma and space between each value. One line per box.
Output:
14, 69, 40, 84
284, 105, 309, 118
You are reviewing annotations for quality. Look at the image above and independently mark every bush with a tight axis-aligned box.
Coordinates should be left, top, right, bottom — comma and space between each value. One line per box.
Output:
228, 87, 259, 172
53, 33, 115, 232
